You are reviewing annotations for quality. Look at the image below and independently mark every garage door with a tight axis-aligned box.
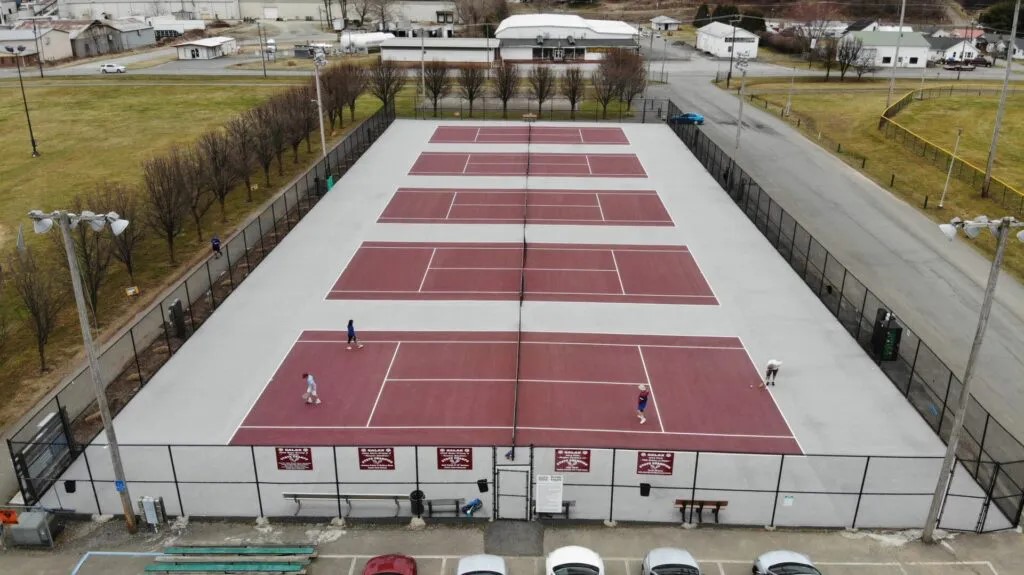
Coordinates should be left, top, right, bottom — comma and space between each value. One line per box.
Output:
263, 7, 278, 19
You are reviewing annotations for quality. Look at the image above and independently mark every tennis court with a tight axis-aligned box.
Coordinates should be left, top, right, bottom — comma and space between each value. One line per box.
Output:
231, 331, 800, 454
430, 125, 630, 144
409, 152, 647, 177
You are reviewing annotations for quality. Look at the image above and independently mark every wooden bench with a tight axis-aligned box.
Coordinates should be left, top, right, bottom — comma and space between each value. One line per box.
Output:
424, 498, 464, 517
674, 499, 728, 523
531, 500, 576, 519
281, 492, 407, 517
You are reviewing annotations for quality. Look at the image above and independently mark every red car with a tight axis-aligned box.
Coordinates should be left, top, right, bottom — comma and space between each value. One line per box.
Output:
364, 554, 417, 575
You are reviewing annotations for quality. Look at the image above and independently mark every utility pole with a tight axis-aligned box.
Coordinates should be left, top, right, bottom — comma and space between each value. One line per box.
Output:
735, 57, 748, 149
939, 128, 962, 208
660, 37, 667, 82
32, 19, 44, 77
256, 21, 267, 79
313, 49, 328, 166
982, 0, 1020, 197
726, 16, 740, 89
886, 0, 908, 107
784, 67, 795, 116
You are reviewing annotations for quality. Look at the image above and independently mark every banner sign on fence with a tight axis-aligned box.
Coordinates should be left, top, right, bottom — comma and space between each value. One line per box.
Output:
637, 451, 674, 475
554, 448, 591, 472
535, 475, 564, 513
359, 447, 396, 470
275, 447, 313, 471
437, 447, 473, 470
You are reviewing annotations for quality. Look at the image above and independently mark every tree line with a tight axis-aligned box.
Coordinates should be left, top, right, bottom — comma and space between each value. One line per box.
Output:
3, 61, 372, 372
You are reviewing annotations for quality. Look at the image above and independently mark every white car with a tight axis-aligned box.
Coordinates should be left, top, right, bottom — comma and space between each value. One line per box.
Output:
642, 547, 702, 575
99, 63, 126, 73
457, 554, 506, 575
546, 546, 604, 575
752, 551, 822, 575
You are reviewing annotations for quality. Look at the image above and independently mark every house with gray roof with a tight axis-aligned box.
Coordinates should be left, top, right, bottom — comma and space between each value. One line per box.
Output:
843, 31, 929, 68
650, 15, 681, 32
924, 35, 978, 62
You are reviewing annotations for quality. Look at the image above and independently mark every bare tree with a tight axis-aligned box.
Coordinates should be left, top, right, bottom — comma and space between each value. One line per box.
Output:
349, 0, 372, 25
8, 249, 66, 372
50, 193, 114, 325
368, 0, 393, 28
102, 182, 144, 283
337, 0, 348, 22
180, 145, 215, 241
836, 37, 864, 81
280, 86, 314, 163
248, 106, 278, 185
560, 65, 585, 119
493, 62, 520, 119
854, 50, 879, 80
621, 60, 646, 110
817, 37, 839, 81
226, 115, 257, 201
422, 60, 452, 116
199, 129, 240, 222
143, 149, 191, 263
322, 64, 350, 131
600, 48, 644, 109
793, 5, 838, 68
342, 63, 369, 121
456, 65, 486, 116
268, 95, 289, 174
369, 58, 407, 107
591, 67, 617, 119
454, 0, 509, 36
527, 65, 555, 116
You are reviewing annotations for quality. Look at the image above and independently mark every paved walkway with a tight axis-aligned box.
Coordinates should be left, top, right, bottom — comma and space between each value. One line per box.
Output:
651, 75, 1024, 448
0, 521, 1019, 575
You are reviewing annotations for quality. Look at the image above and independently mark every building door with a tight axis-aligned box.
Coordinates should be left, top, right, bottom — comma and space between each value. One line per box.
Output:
263, 7, 279, 19
495, 466, 530, 520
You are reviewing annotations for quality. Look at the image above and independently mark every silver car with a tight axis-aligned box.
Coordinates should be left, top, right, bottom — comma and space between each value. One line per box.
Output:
457, 555, 506, 575
642, 547, 702, 575
752, 550, 822, 575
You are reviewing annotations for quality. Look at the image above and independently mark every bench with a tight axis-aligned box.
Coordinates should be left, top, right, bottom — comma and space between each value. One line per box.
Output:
674, 499, 728, 524
146, 562, 306, 573
531, 500, 576, 519
281, 492, 407, 517
425, 498, 464, 517
164, 547, 316, 556
152, 546, 316, 574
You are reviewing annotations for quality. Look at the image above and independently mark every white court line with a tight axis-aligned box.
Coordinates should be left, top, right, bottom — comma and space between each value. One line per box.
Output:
637, 346, 665, 433
594, 193, 607, 222
610, 249, 626, 294
365, 343, 400, 427
383, 378, 651, 386
380, 217, 670, 225
431, 266, 617, 272
360, 245, 689, 253
418, 248, 436, 292
585, 154, 594, 175
299, 340, 745, 352
518, 425, 795, 440
328, 289, 713, 298
236, 423, 793, 440
444, 193, 458, 219
230, 331, 304, 441
736, 334, 807, 455
240, 425, 512, 430
461, 154, 471, 175
387, 378, 515, 382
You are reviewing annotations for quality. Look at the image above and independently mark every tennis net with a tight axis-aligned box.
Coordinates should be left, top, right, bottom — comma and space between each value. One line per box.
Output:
507, 121, 532, 459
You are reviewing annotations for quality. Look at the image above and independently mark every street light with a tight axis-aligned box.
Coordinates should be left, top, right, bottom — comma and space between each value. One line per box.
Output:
5, 45, 41, 157
26, 209, 137, 533
734, 56, 749, 150
312, 48, 328, 165
885, 0, 908, 108
939, 128, 963, 208
922, 215, 1024, 542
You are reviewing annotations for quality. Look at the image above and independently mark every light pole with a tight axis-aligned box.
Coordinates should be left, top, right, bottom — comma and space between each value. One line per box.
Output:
26, 209, 137, 533
982, 0, 1020, 196
939, 128, 962, 208
32, 19, 44, 78
660, 36, 667, 82
923, 215, 1024, 542
783, 67, 795, 117
726, 16, 741, 89
256, 20, 268, 79
735, 56, 749, 149
885, 0, 908, 107
5, 45, 41, 157
312, 48, 328, 165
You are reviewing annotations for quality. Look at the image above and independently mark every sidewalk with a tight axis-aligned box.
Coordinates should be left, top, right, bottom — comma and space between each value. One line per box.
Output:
0, 519, 1019, 575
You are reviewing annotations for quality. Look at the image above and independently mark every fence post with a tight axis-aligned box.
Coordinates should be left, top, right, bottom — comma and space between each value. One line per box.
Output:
937, 372, 954, 434
206, 262, 216, 310
768, 455, 786, 527
333, 446, 342, 518
688, 452, 699, 524
608, 448, 617, 523
851, 456, 871, 529
251, 446, 264, 517
183, 282, 196, 332
835, 269, 848, 317
414, 445, 420, 493
854, 288, 870, 342
257, 217, 266, 256
168, 446, 185, 516
975, 415, 991, 476
491, 447, 498, 521
80, 447, 103, 515
129, 328, 144, 385
242, 228, 252, 272
159, 303, 172, 356
271, 203, 279, 243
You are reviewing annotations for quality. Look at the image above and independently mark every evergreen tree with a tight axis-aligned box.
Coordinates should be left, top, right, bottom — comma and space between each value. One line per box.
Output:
711, 4, 740, 23
694, 4, 711, 27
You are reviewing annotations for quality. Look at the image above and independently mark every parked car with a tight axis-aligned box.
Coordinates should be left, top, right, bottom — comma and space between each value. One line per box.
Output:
546, 546, 604, 575
642, 547, 702, 575
968, 56, 992, 67
99, 63, 126, 73
668, 112, 705, 125
943, 62, 975, 71
364, 554, 417, 575
457, 555, 506, 575
752, 550, 822, 575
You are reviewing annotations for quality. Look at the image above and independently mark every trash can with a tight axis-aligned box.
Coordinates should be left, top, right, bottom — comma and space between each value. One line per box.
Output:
410, 490, 425, 517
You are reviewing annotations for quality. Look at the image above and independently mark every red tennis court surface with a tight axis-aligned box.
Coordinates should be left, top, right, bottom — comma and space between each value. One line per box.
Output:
328, 242, 717, 305
430, 125, 629, 145
378, 188, 672, 226
409, 152, 646, 177
231, 331, 801, 454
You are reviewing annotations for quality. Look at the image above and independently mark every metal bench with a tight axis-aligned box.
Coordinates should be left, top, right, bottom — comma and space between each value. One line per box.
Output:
425, 498, 465, 517
674, 499, 729, 523
146, 561, 307, 573
281, 492, 407, 517
163, 546, 316, 556
532, 500, 576, 519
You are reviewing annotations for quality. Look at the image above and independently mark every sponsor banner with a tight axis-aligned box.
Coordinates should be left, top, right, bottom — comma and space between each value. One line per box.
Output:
554, 448, 591, 472
437, 447, 473, 470
637, 451, 674, 475
359, 447, 396, 470
275, 447, 313, 471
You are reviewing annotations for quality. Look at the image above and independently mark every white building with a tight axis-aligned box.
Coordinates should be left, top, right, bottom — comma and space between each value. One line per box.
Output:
242, 0, 455, 25
1, 0, 18, 26
381, 37, 496, 63
650, 15, 681, 32
0, 27, 74, 64
175, 35, 237, 59
58, 0, 240, 20
494, 13, 638, 62
695, 21, 758, 59
844, 31, 928, 68
924, 36, 978, 62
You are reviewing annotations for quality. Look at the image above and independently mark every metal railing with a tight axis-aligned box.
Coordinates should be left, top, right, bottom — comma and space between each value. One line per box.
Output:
6, 104, 397, 506
664, 99, 1024, 529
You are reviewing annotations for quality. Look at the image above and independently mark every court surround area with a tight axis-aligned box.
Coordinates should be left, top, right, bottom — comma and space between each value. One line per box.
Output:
32, 121, 1009, 530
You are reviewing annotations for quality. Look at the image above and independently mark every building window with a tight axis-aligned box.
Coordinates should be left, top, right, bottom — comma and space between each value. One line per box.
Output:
909, 56, 918, 64
436, 11, 453, 23
882, 56, 892, 63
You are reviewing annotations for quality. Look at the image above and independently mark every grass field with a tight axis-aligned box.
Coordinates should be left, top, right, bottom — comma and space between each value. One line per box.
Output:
739, 79, 1024, 281
0, 80, 384, 427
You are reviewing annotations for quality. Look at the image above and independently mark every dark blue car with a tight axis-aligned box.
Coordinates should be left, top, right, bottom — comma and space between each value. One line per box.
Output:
668, 112, 705, 125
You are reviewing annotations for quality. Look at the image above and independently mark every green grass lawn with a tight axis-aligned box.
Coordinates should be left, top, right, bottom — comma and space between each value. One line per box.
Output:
738, 80, 1024, 282
0, 81, 384, 427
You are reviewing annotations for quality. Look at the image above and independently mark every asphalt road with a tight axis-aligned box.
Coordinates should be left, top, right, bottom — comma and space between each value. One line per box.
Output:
650, 68, 1024, 451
